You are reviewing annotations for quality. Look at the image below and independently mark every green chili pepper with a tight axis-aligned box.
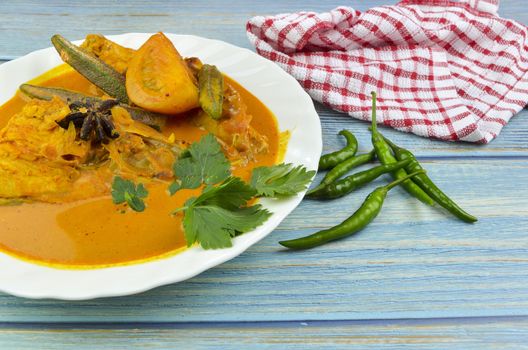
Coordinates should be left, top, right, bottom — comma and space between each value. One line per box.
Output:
280, 170, 425, 250
318, 130, 358, 170
380, 135, 477, 223
370, 92, 435, 206
307, 149, 376, 196
307, 158, 411, 199
51, 34, 129, 104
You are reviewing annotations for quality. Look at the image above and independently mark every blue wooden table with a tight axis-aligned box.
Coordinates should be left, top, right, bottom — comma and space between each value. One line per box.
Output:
1, 1, 527, 348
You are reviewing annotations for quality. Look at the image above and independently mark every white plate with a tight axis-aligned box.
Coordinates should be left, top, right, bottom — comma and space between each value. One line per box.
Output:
0, 33, 321, 300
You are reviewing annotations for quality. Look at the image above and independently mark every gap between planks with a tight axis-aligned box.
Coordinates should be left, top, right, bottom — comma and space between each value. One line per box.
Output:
1, 315, 527, 330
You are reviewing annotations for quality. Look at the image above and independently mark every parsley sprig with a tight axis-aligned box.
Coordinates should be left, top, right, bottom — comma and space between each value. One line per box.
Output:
168, 135, 314, 249
177, 177, 271, 249
111, 177, 149, 212
251, 163, 316, 197
169, 134, 230, 194
111, 133, 315, 249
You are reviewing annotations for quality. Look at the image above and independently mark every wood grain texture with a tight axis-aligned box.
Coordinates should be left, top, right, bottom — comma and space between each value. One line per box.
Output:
1, 317, 528, 350
0, 0, 387, 59
0, 0, 527, 348
0, 0, 525, 58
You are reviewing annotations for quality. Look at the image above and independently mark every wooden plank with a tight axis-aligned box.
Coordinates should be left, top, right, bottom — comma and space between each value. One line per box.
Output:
0, 158, 526, 322
1, 317, 527, 349
0, 0, 390, 59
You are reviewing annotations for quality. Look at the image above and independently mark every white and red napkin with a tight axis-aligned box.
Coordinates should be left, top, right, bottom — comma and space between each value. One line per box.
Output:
247, 0, 528, 143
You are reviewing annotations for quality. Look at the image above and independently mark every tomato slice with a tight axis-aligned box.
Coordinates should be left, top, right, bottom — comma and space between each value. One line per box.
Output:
126, 32, 199, 115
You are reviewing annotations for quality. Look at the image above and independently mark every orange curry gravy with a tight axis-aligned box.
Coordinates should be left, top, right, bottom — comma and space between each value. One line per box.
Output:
0, 68, 281, 268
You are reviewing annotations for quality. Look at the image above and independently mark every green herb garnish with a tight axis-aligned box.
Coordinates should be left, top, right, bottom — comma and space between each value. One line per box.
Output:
110, 134, 314, 249
175, 177, 271, 249
111, 176, 149, 212
169, 134, 230, 194
250, 163, 316, 197
167, 135, 314, 249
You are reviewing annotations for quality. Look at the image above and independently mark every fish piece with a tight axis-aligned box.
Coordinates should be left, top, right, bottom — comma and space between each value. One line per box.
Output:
0, 97, 180, 203
80, 34, 135, 74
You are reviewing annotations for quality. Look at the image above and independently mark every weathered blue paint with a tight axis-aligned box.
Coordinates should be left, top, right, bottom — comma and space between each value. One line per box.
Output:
0, 0, 527, 348
1, 317, 528, 349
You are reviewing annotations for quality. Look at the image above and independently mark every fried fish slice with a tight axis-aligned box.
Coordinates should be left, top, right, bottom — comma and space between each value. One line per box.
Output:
80, 34, 135, 74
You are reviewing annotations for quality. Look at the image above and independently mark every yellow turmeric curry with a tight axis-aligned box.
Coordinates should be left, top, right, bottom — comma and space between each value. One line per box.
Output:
0, 33, 282, 267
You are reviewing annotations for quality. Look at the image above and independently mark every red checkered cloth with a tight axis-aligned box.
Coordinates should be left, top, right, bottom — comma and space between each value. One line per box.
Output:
246, 0, 528, 143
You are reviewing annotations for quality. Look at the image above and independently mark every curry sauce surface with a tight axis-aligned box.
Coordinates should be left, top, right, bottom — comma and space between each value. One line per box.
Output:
0, 68, 280, 267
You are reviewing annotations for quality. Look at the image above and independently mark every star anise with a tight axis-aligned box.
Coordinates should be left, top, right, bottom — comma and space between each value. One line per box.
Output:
57, 98, 120, 143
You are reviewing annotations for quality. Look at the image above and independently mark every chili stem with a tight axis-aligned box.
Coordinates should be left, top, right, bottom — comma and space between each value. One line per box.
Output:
371, 91, 378, 133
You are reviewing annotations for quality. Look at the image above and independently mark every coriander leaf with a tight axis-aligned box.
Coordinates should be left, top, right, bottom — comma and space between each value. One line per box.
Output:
194, 177, 257, 209
111, 176, 131, 204
170, 157, 201, 192
168, 182, 182, 195
170, 134, 230, 194
135, 183, 148, 198
111, 176, 149, 212
184, 205, 271, 249
180, 176, 271, 249
250, 163, 315, 197
125, 192, 146, 212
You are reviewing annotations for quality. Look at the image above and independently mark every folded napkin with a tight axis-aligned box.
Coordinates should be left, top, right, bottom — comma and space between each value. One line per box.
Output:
246, 0, 528, 143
